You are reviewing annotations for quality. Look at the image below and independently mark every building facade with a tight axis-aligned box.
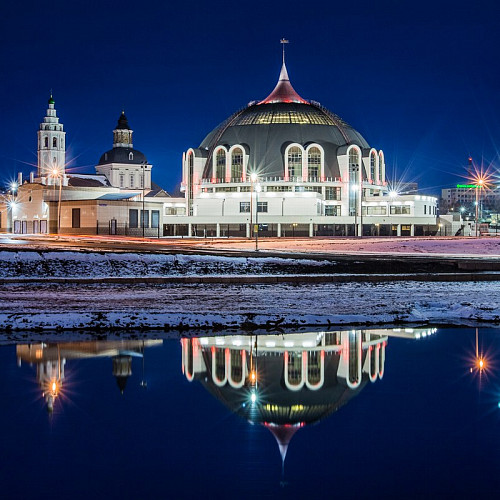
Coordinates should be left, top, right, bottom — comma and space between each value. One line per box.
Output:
2, 56, 440, 237
169, 59, 438, 237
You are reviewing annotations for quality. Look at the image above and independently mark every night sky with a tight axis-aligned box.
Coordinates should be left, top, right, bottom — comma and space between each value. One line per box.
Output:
1, 0, 499, 195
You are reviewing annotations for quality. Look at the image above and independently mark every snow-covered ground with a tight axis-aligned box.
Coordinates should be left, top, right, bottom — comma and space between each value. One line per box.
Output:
1, 280, 499, 333
0, 250, 335, 278
201, 236, 500, 256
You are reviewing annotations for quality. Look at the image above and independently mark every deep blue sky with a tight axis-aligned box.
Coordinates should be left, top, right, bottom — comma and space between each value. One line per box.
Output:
1, 0, 499, 195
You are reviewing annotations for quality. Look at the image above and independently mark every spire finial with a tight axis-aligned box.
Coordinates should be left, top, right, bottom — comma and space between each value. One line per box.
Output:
280, 38, 289, 65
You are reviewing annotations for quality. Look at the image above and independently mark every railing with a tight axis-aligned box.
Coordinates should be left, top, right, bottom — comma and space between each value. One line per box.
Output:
200, 176, 343, 184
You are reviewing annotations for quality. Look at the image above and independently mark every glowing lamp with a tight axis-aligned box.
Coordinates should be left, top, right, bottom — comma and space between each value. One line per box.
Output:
389, 190, 398, 198
250, 173, 258, 182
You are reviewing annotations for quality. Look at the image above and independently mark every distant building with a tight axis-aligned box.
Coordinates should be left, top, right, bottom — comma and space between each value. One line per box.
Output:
441, 186, 500, 213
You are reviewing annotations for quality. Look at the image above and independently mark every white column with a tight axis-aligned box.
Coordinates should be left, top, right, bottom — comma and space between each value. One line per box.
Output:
277, 223, 281, 237
246, 223, 250, 238
309, 223, 314, 237
188, 223, 192, 237
216, 223, 220, 238
397, 224, 401, 236
410, 224, 415, 236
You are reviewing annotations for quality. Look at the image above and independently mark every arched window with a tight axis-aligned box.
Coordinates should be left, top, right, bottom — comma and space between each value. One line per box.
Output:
370, 152, 376, 181
288, 146, 302, 179
231, 148, 243, 180
349, 149, 360, 216
53, 137, 57, 148
307, 147, 321, 180
44, 137, 48, 148
287, 352, 302, 387
128, 152, 134, 161
378, 153, 384, 182
215, 149, 226, 180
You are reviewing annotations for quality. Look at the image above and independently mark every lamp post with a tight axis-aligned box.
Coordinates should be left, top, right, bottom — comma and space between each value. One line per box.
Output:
255, 182, 261, 251
351, 183, 358, 236
250, 173, 258, 242
141, 162, 147, 238
51, 168, 62, 234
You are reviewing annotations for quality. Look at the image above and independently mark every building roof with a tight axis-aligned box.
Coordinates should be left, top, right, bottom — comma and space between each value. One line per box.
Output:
258, 62, 308, 104
198, 63, 370, 179
67, 174, 110, 187
115, 111, 130, 130
98, 147, 147, 165
97, 192, 140, 200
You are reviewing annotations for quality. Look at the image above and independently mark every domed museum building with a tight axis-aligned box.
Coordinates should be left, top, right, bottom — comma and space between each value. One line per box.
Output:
176, 56, 437, 237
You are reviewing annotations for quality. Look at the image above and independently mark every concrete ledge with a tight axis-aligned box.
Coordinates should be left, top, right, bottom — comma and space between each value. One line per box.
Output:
0, 272, 499, 285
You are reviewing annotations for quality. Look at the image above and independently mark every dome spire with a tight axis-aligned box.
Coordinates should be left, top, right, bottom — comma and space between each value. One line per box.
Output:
258, 39, 308, 105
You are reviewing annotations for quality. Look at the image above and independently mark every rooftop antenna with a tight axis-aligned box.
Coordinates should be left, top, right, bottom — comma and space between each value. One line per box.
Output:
280, 38, 289, 65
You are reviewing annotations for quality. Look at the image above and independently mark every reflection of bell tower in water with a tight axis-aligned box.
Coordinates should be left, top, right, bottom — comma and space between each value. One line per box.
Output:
181, 330, 389, 476
16, 340, 163, 413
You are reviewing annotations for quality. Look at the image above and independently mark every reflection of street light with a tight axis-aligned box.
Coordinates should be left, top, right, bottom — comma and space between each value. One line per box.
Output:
439, 223, 443, 236
249, 172, 258, 239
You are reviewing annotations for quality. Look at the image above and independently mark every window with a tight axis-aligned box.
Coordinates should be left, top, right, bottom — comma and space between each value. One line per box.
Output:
287, 147, 302, 178
325, 205, 340, 216
307, 147, 321, 180
424, 205, 427, 215
362, 206, 387, 215
240, 202, 251, 213
151, 210, 160, 228
370, 152, 376, 180
231, 148, 243, 180
267, 185, 292, 192
130, 174, 134, 187
71, 208, 80, 228
44, 137, 48, 148
129, 209, 138, 228
325, 187, 341, 200
53, 137, 57, 148
129, 152, 134, 161
140, 210, 149, 228
379, 154, 384, 182
119, 174, 124, 188
257, 202, 268, 213
390, 205, 411, 215
216, 149, 226, 180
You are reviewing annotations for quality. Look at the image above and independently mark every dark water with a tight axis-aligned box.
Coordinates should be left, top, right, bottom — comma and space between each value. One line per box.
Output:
1, 327, 500, 499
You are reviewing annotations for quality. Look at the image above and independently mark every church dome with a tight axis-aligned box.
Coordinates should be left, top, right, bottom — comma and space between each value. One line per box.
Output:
199, 62, 370, 179
98, 147, 147, 165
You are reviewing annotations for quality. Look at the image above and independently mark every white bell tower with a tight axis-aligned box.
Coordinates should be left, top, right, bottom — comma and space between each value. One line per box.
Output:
37, 94, 66, 185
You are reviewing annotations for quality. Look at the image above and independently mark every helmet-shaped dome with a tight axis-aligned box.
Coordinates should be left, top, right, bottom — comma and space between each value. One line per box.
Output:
199, 61, 370, 179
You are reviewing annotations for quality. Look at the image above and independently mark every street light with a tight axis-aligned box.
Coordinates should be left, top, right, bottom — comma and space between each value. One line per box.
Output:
250, 172, 258, 243
51, 167, 63, 234
142, 161, 147, 238
255, 182, 261, 251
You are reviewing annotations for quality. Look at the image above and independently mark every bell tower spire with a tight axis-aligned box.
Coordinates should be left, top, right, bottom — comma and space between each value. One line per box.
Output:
37, 93, 66, 184
113, 111, 133, 148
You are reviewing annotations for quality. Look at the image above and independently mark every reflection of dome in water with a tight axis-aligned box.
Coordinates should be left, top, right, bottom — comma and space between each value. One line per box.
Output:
182, 331, 387, 464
